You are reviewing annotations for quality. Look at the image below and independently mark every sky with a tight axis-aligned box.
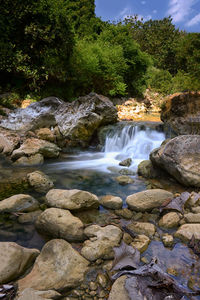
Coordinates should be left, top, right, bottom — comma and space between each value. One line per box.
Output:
95, 0, 200, 32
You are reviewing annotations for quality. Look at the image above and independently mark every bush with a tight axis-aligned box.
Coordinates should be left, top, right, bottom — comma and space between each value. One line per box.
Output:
147, 67, 173, 95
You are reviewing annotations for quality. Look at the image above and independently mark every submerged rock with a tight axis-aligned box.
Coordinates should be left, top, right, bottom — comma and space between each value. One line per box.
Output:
81, 225, 122, 261
0, 242, 39, 284
150, 135, 200, 187
126, 189, 173, 212
126, 222, 156, 237
45, 189, 99, 211
115, 176, 134, 185
0, 194, 39, 213
99, 195, 123, 210
27, 171, 54, 193
35, 208, 85, 242
18, 239, 89, 291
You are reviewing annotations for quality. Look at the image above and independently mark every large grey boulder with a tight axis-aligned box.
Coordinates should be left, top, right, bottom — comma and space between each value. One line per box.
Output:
0, 242, 39, 284
45, 189, 99, 211
81, 225, 122, 261
35, 208, 85, 242
0, 194, 39, 213
126, 189, 173, 212
0, 94, 117, 147
150, 135, 200, 187
18, 239, 89, 292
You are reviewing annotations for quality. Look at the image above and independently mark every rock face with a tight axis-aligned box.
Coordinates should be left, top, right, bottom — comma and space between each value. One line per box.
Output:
81, 225, 122, 261
27, 171, 54, 193
0, 93, 117, 147
126, 189, 173, 212
161, 92, 200, 135
0, 194, 39, 213
35, 208, 85, 242
11, 138, 60, 160
175, 224, 200, 242
45, 189, 99, 211
18, 239, 89, 292
150, 135, 200, 187
0, 242, 39, 284
99, 195, 123, 210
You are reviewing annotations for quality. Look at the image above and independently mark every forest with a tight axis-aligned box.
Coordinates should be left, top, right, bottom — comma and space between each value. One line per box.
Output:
0, 0, 200, 104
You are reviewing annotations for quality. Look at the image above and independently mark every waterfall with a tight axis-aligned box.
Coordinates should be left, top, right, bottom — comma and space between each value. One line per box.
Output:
47, 122, 165, 173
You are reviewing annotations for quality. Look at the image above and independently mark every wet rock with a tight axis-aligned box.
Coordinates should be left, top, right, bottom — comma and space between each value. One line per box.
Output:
0, 194, 39, 213
18, 239, 89, 291
97, 273, 108, 288
126, 222, 156, 237
150, 135, 200, 187
18, 210, 42, 224
184, 213, 200, 223
15, 288, 61, 300
126, 189, 173, 212
115, 176, 134, 185
114, 208, 133, 219
81, 225, 122, 261
36, 208, 85, 242
162, 234, 174, 247
161, 91, 200, 135
137, 160, 160, 179
36, 128, 55, 142
0, 242, 39, 284
108, 276, 130, 300
123, 233, 133, 245
131, 235, 150, 253
0, 127, 20, 155
119, 158, 132, 167
119, 168, 135, 176
99, 195, 123, 210
45, 189, 99, 211
14, 154, 44, 166
27, 171, 54, 193
159, 212, 180, 229
175, 224, 200, 242
11, 138, 60, 161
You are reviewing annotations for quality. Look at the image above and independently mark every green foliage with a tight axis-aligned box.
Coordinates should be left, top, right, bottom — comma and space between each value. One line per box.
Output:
0, 92, 20, 108
0, 0, 74, 91
172, 71, 200, 93
147, 67, 173, 95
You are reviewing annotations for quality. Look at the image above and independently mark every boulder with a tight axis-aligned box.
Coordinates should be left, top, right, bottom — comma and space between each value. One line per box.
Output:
81, 225, 122, 261
0, 94, 117, 147
0, 127, 20, 155
35, 208, 85, 242
0, 242, 39, 284
115, 176, 134, 185
18, 239, 89, 291
161, 91, 200, 135
150, 135, 200, 187
126, 222, 156, 237
36, 128, 55, 142
137, 160, 160, 179
45, 189, 99, 211
0, 194, 39, 213
126, 189, 173, 212
119, 158, 132, 167
175, 224, 200, 242
15, 288, 61, 300
14, 154, 44, 166
108, 276, 130, 300
99, 195, 123, 210
18, 210, 43, 224
11, 138, 60, 160
184, 213, 200, 223
159, 212, 180, 229
27, 171, 54, 193
131, 234, 150, 253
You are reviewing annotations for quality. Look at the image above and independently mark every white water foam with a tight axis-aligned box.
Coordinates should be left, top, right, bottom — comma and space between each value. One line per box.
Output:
47, 123, 165, 173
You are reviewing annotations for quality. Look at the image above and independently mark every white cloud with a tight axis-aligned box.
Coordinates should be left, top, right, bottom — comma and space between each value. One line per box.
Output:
167, 0, 197, 23
186, 12, 200, 26
141, 1, 146, 4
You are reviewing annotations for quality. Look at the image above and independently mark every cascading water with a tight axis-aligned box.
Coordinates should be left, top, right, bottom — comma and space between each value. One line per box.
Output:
47, 122, 165, 173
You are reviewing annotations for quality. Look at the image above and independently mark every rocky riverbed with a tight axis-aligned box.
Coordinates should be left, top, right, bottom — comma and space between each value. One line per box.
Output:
0, 92, 200, 299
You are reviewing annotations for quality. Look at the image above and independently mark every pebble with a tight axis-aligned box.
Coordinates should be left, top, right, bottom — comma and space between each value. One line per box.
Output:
89, 282, 97, 291
162, 233, 174, 247
97, 273, 108, 288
